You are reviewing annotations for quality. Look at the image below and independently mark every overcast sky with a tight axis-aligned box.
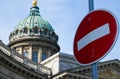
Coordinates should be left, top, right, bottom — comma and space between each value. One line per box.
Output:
0, 0, 120, 61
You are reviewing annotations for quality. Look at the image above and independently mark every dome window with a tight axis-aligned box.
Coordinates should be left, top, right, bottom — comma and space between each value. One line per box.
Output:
30, 29, 32, 33
32, 51, 38, 62
20, 30, 22, 35
51, 32, 55, 37
9, 34, 12, 38
16, 30, 19, 35
23, 28, 28, 34
33, 27, 38, 34
42, 52, 47, 61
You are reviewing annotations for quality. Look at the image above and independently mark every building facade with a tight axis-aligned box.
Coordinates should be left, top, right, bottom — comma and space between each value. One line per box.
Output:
0, 0, 120, 79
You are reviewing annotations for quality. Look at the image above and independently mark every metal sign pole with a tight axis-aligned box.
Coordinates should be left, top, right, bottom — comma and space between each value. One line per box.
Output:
92, 63, 98, 79
89, 0, 98, 79
89, 0, 94, 11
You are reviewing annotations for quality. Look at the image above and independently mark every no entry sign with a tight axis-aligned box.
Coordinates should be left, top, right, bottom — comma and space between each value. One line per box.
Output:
73, 10, 118, 65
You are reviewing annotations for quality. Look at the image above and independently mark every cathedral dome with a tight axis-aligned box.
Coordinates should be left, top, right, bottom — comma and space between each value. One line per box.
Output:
9, 5, 57, 42
8, 0, 60, 62
14, 6, 54, 33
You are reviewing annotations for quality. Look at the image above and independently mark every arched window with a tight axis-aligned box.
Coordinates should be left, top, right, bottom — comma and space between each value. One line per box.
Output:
23, 28, 28, 34
32, 51, 38, 62
20, 30, 22, 34
23, 51, 28, 57
33, 27, 38, 34
42, 52, 47, 61
16, 30, 18, 35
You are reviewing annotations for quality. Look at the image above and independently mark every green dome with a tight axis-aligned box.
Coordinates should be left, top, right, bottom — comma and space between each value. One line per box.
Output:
9, 5, 59, 43
15, 6, 54, 32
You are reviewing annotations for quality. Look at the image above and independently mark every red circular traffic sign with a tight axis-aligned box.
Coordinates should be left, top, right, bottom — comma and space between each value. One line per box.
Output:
73, 10, 118, 65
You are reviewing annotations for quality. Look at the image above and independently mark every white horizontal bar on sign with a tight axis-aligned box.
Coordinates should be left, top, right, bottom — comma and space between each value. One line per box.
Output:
77, 23, 110, 51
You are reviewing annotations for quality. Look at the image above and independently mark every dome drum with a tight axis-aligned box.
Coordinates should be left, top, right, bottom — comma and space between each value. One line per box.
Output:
8, 37, 60, 53
8, 39, 59, 62
9, 27, 58, 43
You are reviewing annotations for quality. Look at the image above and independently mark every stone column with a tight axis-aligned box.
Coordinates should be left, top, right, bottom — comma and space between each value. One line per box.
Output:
29, 45, 32, 60
19, 46, 22, 55
38, 47, 42, 62
48, 49, 51, 58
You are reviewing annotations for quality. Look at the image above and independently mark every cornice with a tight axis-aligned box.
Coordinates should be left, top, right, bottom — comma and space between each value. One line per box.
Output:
0, 49, 48, 79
